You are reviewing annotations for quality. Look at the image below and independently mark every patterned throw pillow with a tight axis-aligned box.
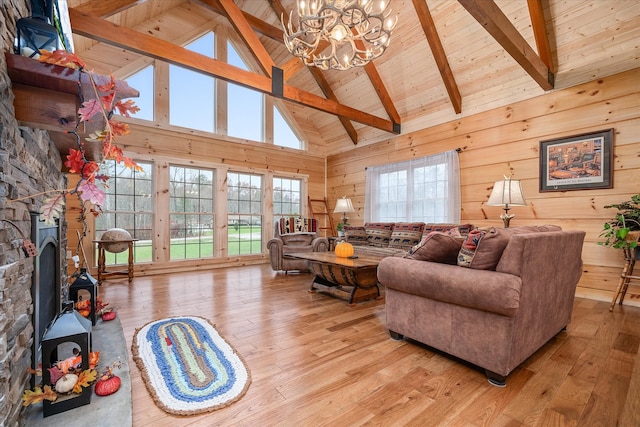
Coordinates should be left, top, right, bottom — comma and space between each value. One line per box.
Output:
458, 227, 518, 270
279, 217, 317, 234
389, 222, 425, 250
405, 231, 464, 264
364, 223, 395, 247
344, 226, 368, 246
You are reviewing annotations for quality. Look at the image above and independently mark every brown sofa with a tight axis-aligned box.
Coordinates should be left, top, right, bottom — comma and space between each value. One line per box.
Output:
342, 222, 474, 258
377, 227, 585, 386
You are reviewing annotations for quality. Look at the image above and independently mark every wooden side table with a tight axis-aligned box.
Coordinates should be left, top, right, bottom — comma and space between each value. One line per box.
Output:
94, 239, 138, 284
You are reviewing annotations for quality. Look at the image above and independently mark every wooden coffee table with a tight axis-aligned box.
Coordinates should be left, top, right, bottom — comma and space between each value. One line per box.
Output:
286, 252, 385, 305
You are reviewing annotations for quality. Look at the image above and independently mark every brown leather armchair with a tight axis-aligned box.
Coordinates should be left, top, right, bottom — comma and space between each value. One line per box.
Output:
267, 218, 328, 273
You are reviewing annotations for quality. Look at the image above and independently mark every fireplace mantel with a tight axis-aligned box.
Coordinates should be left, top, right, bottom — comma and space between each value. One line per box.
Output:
4, 52, 138, 162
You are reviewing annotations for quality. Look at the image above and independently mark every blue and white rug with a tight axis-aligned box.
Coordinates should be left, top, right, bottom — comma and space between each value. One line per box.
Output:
132, 316, 251, 416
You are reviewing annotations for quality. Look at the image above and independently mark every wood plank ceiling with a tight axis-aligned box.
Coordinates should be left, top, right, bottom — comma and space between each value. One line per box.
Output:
65, 0, 640, 153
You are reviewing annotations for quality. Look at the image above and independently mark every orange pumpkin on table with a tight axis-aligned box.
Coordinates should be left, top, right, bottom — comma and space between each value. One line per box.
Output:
335, 241, 354, 258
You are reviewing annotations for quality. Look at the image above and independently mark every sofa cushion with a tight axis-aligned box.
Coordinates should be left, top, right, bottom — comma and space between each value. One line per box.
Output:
364, 223, 395, 247
458, 225, 563, 270
423, 223, 474, 238
405, 231, 464, 264
343, 226, 368, 246
281, 233, 315, 246
388, 222, 425, 250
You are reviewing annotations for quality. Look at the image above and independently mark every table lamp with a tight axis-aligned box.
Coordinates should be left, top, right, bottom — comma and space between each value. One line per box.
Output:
486, 176, 526, 228
334, 196, 355, 225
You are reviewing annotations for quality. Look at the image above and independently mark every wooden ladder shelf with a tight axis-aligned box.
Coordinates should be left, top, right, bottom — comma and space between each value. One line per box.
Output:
308, 197, 335, 237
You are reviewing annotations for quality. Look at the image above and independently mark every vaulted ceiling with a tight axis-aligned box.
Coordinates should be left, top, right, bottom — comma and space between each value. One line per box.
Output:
65, 0, 640, 154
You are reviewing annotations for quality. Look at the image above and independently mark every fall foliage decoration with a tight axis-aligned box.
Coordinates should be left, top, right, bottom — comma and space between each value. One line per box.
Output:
29, 50, 142, 225
22, 355, 121, 406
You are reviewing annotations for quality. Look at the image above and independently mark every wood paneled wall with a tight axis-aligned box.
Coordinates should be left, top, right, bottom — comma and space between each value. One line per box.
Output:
327, 68, 640, 306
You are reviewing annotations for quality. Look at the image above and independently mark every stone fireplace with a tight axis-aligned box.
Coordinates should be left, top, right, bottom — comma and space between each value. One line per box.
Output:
0, 2, 69, 425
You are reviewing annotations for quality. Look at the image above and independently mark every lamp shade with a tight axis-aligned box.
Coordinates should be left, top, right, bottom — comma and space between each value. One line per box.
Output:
334, 197, 355, 214
487, 178, 526, 207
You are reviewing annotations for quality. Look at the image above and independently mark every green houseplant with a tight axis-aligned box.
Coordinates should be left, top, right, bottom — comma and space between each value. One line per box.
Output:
598, 193, 640, 251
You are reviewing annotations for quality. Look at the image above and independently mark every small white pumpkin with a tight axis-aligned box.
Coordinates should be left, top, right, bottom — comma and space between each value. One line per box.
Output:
55, 373, 79, 393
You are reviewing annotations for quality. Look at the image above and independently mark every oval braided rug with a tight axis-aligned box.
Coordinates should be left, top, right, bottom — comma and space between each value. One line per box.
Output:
132, 316, 251, 416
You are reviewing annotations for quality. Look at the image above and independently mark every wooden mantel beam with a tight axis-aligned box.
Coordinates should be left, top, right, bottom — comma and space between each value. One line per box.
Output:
68, 8, 399, 134
458, 0, 554, 91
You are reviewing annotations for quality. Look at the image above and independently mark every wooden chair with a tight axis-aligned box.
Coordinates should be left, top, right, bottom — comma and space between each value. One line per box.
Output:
609, 231, 640, 311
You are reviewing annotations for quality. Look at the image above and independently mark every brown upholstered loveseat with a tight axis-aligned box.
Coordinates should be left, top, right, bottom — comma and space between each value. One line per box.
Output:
377, 226, 586, 386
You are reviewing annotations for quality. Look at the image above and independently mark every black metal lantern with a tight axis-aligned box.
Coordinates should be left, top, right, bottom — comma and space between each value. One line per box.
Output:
15, 16, 59, 58
69, 268, 99, 326
41, 302, 92, 417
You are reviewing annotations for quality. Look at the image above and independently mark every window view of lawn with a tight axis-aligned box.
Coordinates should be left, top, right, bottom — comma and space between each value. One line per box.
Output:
102, 224, 263, 265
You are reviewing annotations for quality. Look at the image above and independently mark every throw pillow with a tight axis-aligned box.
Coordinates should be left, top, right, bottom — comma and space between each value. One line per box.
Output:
457, 227, 512, 270
344, 226, 368, 246
364, 222, 395, 247
388, 222, 425, 250
406, 231, 464, 264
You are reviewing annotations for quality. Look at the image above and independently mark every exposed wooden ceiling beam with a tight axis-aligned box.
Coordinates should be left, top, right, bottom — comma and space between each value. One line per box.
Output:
73, 0, 145, 18
308, 67, 359, 144
527, 0, 555, 74
211, 0, 276, 77
194, 0, 285, 43
68, 8, 398, 134
412, 0, 462, 115
458, 0, 554, 90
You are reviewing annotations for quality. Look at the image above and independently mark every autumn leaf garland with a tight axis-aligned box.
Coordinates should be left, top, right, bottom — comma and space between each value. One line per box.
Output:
36, 50, 141, 224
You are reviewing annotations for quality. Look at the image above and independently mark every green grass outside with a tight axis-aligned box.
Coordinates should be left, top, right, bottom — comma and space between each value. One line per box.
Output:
103, 225, 263, 265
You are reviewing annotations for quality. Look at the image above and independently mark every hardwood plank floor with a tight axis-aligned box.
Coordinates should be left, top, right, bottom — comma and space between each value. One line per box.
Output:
99, 264, 640, 426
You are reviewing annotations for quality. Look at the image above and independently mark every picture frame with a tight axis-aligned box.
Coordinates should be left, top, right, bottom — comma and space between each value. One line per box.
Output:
539, 128, 613, 192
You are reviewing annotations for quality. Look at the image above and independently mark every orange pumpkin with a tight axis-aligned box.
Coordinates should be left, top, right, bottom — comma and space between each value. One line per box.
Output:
334, 241, 354, 258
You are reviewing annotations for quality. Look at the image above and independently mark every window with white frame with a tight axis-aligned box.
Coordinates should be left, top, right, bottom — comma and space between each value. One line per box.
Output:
364, 150, 461, 223
227, 171, 263, 255
95, 160, 154, 265
169, 165, 215, 260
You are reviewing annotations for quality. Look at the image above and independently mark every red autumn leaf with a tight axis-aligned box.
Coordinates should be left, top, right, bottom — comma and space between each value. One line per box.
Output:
64, 149, 85, 173
96, 74, 116, 93
38, 50, 85, 69
101, 92, 115, 111
81, 161, 100, 181
109, 120, 129, 136
78, 99, 102, 122
114, 99, 140, 117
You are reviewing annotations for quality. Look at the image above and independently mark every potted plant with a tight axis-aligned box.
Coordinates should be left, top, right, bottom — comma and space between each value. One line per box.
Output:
336, 222, 345, 237
598, 194, 640, 257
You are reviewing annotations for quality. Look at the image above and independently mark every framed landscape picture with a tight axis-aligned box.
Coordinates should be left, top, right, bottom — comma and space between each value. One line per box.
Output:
539, 128, 613, 192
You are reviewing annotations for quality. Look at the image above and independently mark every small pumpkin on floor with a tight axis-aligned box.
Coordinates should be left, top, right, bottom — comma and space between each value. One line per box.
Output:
95, 372, 121, 396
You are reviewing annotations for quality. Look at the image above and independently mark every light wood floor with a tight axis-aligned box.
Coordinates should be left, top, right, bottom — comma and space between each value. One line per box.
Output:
99, 264, 640, 427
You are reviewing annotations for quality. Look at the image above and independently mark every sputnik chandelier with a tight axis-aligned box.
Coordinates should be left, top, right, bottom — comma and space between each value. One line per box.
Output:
282, 0, 398, 71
